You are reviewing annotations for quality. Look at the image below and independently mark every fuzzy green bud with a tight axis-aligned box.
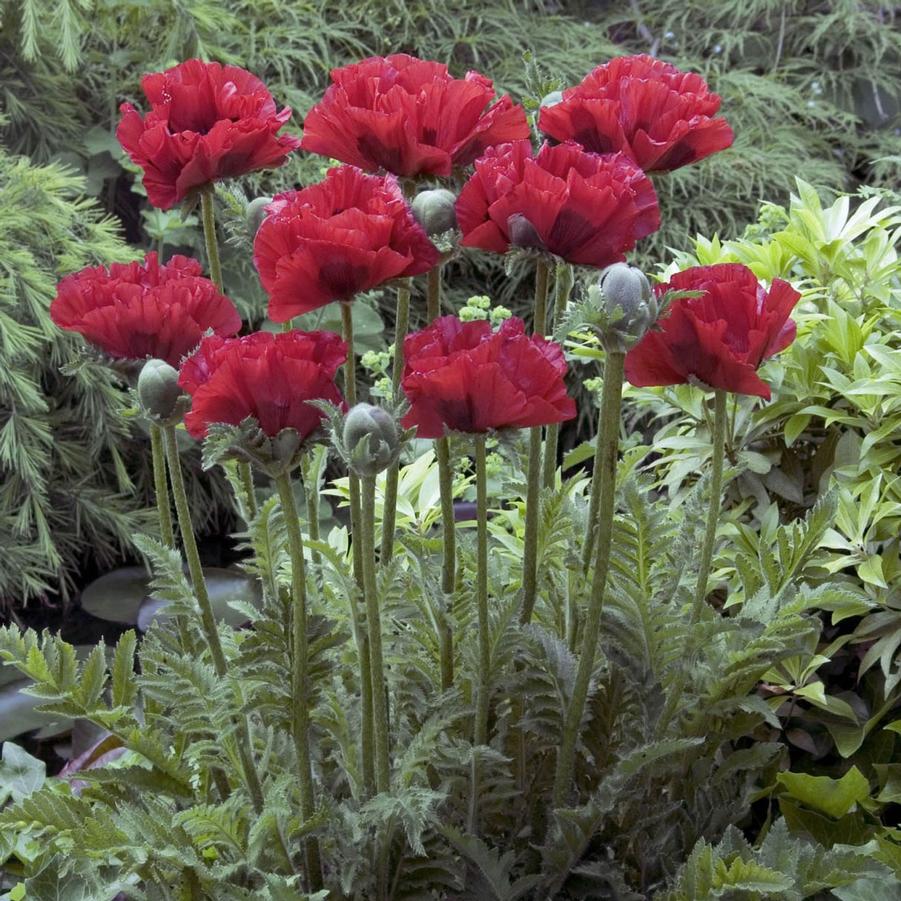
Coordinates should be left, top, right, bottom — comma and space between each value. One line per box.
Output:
342, 403, 401, 477
138, 359, 187, 423
412, 188, 458, 235
245, 196, 273, 236
597, 263, 658, 352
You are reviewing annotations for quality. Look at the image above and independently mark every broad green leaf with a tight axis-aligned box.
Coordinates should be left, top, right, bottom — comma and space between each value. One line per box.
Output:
0, 742, 45, 804
776, 767, 871, 818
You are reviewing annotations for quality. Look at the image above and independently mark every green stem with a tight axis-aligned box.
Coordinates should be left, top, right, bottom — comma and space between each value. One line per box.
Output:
436, 436, 456, 690
200, 185, 223, 293
542, 264, 574, 490
342, 302, 375, 797
691, 389, 727, 622
162, 426, 265, 814
426, 264, 442, 321
519, 260, 551, 625
582, 354, 622, 571
532, 260, 550, 338
468, 435, 491, 833
149, 423, 174, 547
150, 422, 195, 653
362, 475, 391, 793
302, 453, 322, 585
274, 472, 324, 891
238, 461, 257, 521
655, 389, 728, 736
552, 350, 625, 806
431, 263, 455, 689
380, 279, 412, 562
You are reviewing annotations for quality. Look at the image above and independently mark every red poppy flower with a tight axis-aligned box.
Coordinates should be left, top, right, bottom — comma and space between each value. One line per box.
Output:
117, 59, 301, 210
455, 140, 659, 267
539, 55, 734, 172
179, 330, 347, 439
300, 53, 530, 178
624, 264, 800, 399
253, 164, 440, 321
401, 316, 576, 438
50, 252, 242, 367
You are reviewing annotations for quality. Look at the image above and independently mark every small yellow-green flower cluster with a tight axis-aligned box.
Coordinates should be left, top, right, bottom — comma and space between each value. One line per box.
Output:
458, 294, 513, 326
583, 376, 604, 400
361, 348, 394, 399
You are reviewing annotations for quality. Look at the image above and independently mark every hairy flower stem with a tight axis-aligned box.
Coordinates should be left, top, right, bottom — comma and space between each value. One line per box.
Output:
542, 263, 574, 490
429, 263, 456, 689
552, 350, 625, 806
341, 301, 376, 797
656, 389, 728, 736
519, 259, 551, 626
274, 472, 324, 890
149, 424, 174, 547
362, 474, 391, 793
436, 436, 456, 690
380, 279, 412, 562
237, 461, 257, 521
150, 423, 196, 654
200, 185, 224, 293
582, 354, 623, 571
162, 426, 265, 813
301, 453, 323, 591
468, 435, 491, 833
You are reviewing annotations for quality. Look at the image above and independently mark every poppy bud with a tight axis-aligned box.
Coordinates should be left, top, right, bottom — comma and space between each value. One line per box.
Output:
412, 188, 458, 236
342, 403, 401, 477
597, 263, 657, 352
138, 358, 188, 423
246, 196, 273, 236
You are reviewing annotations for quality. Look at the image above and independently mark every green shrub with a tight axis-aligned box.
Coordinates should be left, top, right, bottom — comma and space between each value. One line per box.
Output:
572, 180, 901, 760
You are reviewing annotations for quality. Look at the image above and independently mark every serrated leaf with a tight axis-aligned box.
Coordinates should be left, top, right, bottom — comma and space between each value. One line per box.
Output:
76, 644, 107, 710
110, 631, 137, 709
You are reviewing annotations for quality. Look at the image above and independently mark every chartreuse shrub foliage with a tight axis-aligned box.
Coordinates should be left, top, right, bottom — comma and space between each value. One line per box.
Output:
596, 180, 901, 753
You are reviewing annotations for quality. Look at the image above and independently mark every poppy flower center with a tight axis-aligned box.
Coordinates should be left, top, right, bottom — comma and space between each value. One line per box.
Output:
318, 261, 371, 300
356, 135, 405, 174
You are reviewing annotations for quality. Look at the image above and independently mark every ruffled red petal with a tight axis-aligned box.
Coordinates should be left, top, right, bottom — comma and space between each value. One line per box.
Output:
179, 330, 347, 439
117, 59, 299, 210
50, 252, 241, 366
401, 316, 575, 437
456, 141, 659, 267
254, 166, 439, 320
625, 263, 799, 397
300, 54, 528, 178
539, 54, 733, 172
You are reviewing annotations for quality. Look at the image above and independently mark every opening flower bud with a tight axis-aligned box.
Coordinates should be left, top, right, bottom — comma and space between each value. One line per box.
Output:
138, 358, 186, 422
597, 263, 658, 351
412, 188, 458, 236
342, 403, 400, 477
